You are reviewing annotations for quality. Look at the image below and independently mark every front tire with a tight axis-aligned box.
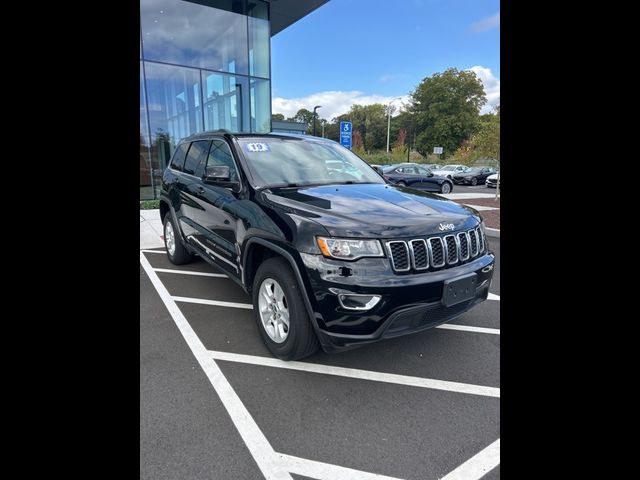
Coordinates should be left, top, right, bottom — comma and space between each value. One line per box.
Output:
253, 257, 319, 360
397, 181, 407, 187
471, 177, 478, 186
163, 214, 194, 265
440, 182, 452, 194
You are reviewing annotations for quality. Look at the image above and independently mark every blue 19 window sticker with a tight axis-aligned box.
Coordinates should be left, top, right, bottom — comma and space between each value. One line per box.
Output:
245, 142, 270, 152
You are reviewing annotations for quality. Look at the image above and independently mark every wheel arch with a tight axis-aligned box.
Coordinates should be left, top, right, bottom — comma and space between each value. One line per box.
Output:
159, 198, 170, 224
242, 238, 322, 337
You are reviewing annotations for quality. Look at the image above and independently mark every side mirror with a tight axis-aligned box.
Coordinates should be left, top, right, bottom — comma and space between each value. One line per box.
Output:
203, 165, 239, 189
205, 165, 230, 181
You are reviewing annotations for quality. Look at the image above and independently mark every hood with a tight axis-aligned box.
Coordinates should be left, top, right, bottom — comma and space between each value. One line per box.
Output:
261, 183, 480, 238
487, 173, 498, 180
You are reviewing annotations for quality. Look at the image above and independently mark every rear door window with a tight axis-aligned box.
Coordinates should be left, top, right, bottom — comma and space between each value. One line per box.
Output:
184, 140, 211, 176
169, 143, 189, 172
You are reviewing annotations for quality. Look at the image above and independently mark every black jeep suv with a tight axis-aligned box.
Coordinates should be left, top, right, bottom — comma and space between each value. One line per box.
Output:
160, 131, 494, 360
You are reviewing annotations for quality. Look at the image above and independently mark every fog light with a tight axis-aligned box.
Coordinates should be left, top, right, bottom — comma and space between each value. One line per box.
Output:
337, 294, 381, 311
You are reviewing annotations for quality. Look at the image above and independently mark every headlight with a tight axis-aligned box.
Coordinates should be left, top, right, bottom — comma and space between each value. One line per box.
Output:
316, 237, 384, 260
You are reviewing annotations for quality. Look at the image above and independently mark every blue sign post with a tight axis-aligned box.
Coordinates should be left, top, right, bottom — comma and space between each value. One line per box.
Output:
339, 121, 352, 149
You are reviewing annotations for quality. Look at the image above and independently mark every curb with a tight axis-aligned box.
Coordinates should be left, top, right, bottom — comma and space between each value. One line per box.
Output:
485, 227, 500, 239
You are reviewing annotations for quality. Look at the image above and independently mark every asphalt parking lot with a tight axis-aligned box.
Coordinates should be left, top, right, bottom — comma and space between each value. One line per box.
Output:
140, 238, 500, 480
451, 184, 499, 193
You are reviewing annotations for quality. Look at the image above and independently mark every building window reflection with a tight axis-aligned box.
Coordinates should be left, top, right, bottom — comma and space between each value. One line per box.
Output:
141, 0, 249, 74
250, 78, 270, 133
139, 0, 272, 199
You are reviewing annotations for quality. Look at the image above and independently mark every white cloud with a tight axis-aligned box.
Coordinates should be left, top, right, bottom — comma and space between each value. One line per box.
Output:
274, 67, 499, 119
470, 12, 500, 33
468, 66, 500, 114
272, 91, 410, 121
378, 73, 407, 83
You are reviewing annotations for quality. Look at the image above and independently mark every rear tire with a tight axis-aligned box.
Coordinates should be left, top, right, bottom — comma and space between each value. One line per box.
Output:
253, 257, 320, 360
471, 177, 478, 186
440, 182, 452, 194
163, 214, 194, 265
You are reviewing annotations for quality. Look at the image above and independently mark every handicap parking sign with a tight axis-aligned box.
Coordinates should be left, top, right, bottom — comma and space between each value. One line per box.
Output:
340, 121, 352, 149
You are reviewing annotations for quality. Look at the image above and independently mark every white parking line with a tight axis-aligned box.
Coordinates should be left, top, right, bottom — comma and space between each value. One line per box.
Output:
174, 294, 499, 334
440, 438, 500, 480
144, 252, 470, 480
209, 350, 500, 398
154, 268, 228, 278
437, 324, 500, 335
140, 252, 292, 480
172, 296, 253, 309
141, 249, 166, 254
276, 453, 403, 480
462, 204, 499, 211
488, 293, 500, 300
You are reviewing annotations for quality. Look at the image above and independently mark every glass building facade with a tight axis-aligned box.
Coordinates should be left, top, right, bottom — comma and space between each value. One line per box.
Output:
140, 0, 271, 200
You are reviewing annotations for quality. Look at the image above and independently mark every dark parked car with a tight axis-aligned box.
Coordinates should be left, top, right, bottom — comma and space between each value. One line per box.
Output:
382, 163, 454, 194
160, 132, 494, 360
452, 167, 496, 186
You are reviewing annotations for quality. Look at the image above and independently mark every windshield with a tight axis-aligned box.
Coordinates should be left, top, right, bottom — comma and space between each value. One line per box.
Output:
463, 167, 482, 173
382, 165, 397, 173
238, 137, 385, 188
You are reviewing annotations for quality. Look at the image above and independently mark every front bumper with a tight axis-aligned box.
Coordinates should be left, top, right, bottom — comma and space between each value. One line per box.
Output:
453, 178, 474, 185
300, 252, 495, 352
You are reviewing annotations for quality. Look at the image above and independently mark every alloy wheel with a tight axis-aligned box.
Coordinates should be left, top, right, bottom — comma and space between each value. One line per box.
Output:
258, 278, 290, 343
165, 220, 176, 256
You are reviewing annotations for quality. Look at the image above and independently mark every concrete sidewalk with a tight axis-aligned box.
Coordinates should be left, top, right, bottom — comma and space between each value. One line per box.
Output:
140, 209, 164, 249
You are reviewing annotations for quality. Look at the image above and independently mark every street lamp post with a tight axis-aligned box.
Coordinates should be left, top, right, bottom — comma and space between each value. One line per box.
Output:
313, 105, 322, 136
386, 97, 402, 157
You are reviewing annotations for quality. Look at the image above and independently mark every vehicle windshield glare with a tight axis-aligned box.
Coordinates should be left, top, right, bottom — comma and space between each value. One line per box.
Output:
464, 167, 481, 173
238, 138, 385, 187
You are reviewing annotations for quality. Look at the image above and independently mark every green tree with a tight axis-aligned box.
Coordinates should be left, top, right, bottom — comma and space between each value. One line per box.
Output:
409, 68, 486, 158
287, 108, 315, 131
335, 104, 389, 151
451, 107, 500, 165
271, 113, 285, 121
474, 109, 500, 160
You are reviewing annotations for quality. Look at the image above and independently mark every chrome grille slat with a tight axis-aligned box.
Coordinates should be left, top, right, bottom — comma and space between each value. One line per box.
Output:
408, 239, 429, 270
476, 226, 485, 253
444, 234, 458, 265
386, 225, 485, 273
457, 232, 470, 261
428, 237, 445, 268
386, 241, 410, 272
469, 229, 479, 257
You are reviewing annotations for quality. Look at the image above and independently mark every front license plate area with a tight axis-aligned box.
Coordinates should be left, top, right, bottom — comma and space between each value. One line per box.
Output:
442, 273, 477, 307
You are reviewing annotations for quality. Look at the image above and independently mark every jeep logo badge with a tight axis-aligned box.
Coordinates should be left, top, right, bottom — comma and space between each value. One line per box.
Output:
438, 223, 455, 231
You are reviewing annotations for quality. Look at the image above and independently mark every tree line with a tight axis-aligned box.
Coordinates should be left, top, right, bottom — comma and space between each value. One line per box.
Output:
272, 67, 499, 165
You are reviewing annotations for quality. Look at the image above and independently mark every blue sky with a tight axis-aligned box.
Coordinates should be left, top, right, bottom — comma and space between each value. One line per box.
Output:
271, 0, 500, 120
